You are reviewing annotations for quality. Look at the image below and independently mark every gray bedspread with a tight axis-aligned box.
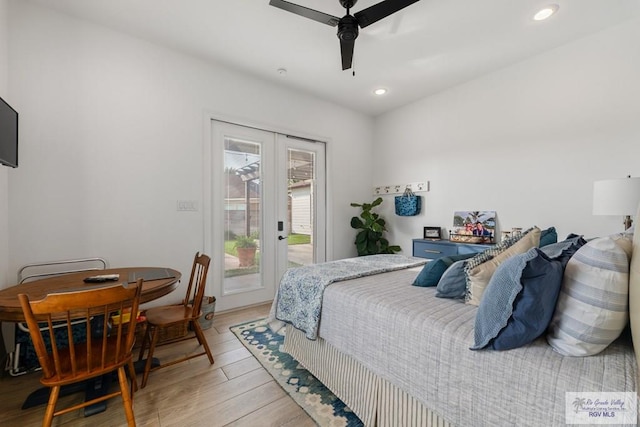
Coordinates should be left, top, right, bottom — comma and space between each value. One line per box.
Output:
275, 254, 426, 339
316, 267, 637, 426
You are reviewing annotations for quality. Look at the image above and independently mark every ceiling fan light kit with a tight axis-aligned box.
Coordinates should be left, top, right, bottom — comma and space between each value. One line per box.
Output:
269, 0, 421, 70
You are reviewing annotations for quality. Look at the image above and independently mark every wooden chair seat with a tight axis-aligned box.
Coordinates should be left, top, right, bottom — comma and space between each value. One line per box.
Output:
144, 304, 195, 328
138, 252, 214, 388
39, 336, 133, 387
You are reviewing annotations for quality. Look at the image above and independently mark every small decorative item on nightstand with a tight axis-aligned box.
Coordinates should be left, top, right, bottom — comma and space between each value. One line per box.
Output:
423, 226, 442, 240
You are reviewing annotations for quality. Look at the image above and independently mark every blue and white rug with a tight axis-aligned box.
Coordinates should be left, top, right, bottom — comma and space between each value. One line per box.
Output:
230, 319, 363, 427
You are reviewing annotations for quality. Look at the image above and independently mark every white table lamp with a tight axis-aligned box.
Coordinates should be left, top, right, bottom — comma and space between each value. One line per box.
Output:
593, 176, 640, 230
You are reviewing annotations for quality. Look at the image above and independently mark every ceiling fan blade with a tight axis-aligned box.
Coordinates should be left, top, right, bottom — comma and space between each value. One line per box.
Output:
354, 0, 420, 28
269, 0, 340, 26
340, 38, 355, 70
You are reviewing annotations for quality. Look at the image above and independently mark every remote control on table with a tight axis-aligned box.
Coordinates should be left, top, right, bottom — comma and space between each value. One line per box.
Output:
83, 274, 120, 283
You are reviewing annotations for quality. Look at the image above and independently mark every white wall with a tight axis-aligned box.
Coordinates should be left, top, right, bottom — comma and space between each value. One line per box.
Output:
0, 0, 9, 288
9, 2, 638, 296
374, 17, 640, 253
5, 2, 373, 293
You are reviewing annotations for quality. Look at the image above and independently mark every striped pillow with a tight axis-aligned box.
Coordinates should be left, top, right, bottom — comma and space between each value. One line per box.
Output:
547, 234, 632, 356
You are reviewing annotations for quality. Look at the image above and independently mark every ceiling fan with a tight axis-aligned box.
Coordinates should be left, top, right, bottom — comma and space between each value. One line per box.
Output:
269, 0, 421, 70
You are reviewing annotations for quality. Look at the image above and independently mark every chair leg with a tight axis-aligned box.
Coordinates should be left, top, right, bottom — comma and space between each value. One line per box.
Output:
137, 322, 149, 362
141, 326, 159, 389
43, 385, 60, 427
117, 366, 137, 427
128, 359, 138, 394
192, 321, 214, 364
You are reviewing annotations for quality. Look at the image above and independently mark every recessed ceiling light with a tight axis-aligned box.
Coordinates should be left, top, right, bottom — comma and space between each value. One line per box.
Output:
373, 88, 388, 96
277, 68, 287, 76
533, 4, 559, 21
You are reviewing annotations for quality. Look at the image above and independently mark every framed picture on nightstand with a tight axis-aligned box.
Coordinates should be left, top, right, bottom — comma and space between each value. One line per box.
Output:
423, 226, 442, 240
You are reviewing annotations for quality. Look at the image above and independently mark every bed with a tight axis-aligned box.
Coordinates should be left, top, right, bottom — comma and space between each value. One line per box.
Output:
270, 212, 640, 426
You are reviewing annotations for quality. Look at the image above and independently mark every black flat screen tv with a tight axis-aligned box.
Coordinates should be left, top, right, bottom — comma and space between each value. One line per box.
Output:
0, 95, 18, 168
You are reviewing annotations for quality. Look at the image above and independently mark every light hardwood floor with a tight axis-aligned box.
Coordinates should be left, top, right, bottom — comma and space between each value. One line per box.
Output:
0, 303, 316, 426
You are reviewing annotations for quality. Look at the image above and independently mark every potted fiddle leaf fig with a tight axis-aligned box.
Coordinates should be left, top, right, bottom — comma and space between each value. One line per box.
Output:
235, 234, 258, 267
350, 197, 401, 256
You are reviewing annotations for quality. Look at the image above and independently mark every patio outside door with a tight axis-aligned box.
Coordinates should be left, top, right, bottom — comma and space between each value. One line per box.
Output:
208, 121, 326, 311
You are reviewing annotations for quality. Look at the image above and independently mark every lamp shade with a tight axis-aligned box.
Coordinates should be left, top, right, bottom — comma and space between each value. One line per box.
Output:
593, 177, 640, 216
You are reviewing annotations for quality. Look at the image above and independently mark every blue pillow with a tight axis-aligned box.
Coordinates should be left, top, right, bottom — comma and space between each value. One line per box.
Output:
471, 248, 564, 351
540, 235, 586, 267
538, 227, 558, 247
435, 260, 468, 299
413, 253, 475, 287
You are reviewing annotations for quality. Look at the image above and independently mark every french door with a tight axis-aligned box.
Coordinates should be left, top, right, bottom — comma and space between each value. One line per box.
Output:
207, 121, 326, 311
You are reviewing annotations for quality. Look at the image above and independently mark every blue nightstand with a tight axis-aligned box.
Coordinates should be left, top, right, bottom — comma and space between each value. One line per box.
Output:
412, 239, 493, 260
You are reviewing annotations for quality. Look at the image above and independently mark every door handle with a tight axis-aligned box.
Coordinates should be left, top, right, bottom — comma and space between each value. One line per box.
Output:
278, 236, 287, 241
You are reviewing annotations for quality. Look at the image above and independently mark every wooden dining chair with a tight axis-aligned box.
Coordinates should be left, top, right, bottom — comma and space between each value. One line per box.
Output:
138, 252, 214, 388
18, 280, 143, 427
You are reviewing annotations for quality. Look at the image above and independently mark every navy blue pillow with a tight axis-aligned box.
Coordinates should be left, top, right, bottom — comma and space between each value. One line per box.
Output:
538, 227, 558, 247
471, 248, 564, 350
413, 253, 475, 287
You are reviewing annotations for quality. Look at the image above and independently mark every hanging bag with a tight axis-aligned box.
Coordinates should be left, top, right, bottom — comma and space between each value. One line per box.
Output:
395, 187, 421, 216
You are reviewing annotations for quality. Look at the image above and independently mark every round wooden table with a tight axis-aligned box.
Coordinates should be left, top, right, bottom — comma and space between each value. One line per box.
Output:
0, 267, 181, 414
0, 267, 181, 322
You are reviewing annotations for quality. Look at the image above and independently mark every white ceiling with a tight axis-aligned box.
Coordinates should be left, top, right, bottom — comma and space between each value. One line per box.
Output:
25, 0, 640, 116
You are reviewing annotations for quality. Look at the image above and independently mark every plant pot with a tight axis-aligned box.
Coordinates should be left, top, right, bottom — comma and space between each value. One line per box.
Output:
237, 247, 257, 267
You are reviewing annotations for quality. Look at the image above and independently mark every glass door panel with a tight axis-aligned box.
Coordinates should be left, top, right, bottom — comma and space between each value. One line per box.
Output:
286, 148, 315, 267
276, 135, 326, 283
223, 137, 261, 294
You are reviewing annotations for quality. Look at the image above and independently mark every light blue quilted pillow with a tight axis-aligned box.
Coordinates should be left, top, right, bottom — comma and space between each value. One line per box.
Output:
435, 260, 468, 299
471, 248, 564, 350
547, 234, 632, 356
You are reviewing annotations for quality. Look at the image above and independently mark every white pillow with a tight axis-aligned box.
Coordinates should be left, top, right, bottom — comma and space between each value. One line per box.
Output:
547, 234, 632, 356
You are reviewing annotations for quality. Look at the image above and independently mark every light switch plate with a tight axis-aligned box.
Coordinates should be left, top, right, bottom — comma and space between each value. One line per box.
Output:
177, 200, 198, 211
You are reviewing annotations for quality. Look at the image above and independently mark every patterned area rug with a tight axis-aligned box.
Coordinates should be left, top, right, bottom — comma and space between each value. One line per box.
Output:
230, 319, 363, 427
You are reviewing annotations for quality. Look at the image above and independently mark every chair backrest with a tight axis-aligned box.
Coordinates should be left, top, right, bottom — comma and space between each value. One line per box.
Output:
182, 252, 211, 318
18, 257, 108, 284
5, 258, 108, 377
18, 280, 142, 381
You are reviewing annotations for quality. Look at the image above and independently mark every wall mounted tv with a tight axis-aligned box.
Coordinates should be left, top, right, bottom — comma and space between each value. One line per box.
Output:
0, 95, 18, 168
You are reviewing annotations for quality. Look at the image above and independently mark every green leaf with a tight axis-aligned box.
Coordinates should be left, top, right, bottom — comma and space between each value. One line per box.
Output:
350, 217, 364, 229
361, 211, 373, 222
